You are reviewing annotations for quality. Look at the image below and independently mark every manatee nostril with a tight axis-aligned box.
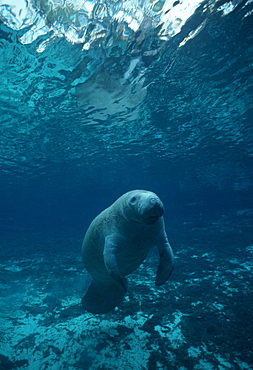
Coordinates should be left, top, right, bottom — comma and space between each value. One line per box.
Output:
150, 197, 157, 204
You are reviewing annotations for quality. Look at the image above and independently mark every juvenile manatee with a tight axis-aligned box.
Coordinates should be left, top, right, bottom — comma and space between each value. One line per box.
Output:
81, 190, 174, 314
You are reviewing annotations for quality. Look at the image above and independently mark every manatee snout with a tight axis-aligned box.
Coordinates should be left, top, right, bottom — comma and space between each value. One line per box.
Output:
140, 196, 164, 223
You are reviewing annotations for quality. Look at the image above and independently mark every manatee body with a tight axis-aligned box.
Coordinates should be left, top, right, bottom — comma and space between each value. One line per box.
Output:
81, 190, 174, 314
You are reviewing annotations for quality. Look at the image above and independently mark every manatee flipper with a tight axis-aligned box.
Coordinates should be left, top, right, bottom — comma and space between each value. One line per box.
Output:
82, 281, 126, 314
103, 234, 127, 291
155, 240, 174, 286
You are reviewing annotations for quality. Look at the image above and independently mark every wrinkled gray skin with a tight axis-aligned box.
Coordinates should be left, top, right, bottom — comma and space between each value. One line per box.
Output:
82, 190, 174, 314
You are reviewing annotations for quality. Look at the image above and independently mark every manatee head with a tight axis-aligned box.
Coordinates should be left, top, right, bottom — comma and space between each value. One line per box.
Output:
122, 190, 164, 224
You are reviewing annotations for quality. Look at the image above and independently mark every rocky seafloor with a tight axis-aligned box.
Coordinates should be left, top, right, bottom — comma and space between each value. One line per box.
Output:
0, 212, 252, 370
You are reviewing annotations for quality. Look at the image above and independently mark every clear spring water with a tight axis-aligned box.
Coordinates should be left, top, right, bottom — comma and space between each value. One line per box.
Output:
0, 1, 252, 369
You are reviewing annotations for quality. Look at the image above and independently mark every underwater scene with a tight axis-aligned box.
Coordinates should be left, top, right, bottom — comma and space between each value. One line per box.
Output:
0, 0, 253, 369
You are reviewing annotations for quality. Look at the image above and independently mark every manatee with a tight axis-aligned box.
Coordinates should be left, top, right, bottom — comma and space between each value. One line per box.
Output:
81, 190, 174, 314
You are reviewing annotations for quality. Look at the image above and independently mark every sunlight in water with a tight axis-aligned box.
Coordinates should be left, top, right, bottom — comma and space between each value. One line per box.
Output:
0, 0, 246, 125
0, 0, 251, 179
0, 0, 244, 53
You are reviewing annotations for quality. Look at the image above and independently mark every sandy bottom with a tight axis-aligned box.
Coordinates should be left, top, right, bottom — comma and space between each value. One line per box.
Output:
0, 213, 252, 369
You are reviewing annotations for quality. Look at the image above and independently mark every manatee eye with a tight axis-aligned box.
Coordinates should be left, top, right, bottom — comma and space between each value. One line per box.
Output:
130, 196, 137, 203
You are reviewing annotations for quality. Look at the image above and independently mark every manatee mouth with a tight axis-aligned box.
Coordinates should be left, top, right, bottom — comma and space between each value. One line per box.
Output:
144, 215, 160, 224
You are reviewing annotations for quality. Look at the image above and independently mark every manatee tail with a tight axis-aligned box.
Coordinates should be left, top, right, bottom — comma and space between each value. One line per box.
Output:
81, 280, 126, 314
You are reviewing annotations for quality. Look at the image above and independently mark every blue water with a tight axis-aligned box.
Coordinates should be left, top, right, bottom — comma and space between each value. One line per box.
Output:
0, 1, 253, 369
